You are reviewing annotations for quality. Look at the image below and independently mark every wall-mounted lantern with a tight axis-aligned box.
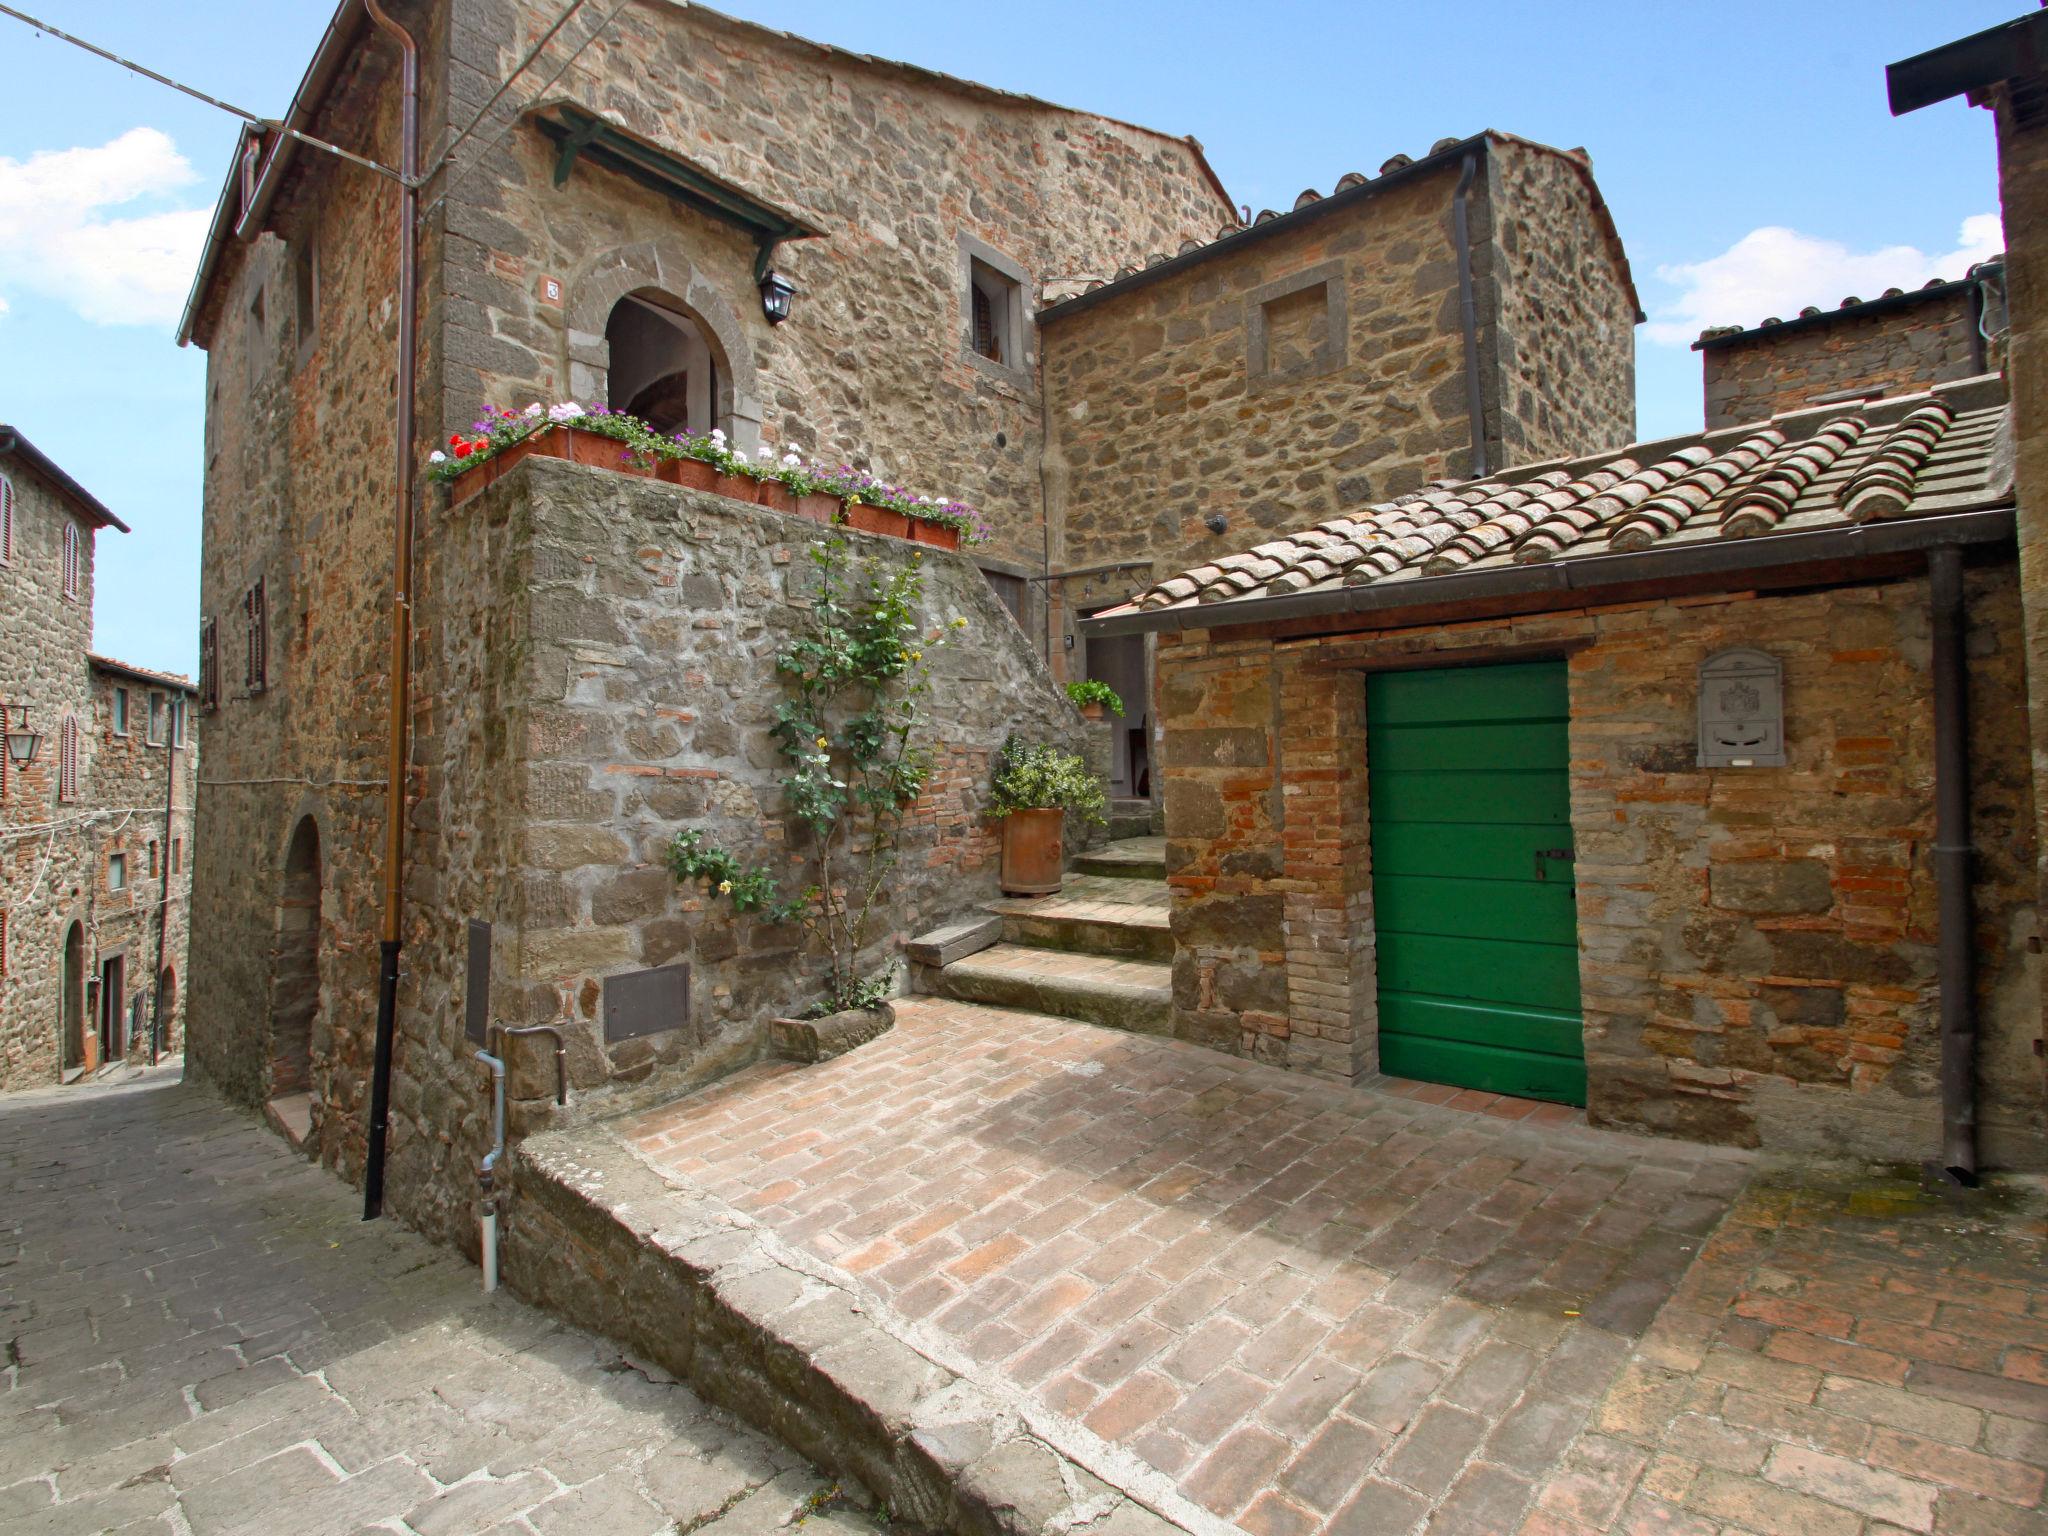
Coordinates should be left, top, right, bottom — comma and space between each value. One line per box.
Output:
2, 703, 41, 768
758, 270, 797, 324
1698, 648, 1786, 767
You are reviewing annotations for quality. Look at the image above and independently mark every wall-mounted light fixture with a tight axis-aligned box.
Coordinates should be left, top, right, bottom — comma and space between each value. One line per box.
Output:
2, 703, 41, 768
759, 270, 797, 324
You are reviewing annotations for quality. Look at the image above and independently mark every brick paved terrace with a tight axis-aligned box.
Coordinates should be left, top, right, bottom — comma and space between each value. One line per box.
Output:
0, 1068, 877, 1536
623, 998, 2048, 1536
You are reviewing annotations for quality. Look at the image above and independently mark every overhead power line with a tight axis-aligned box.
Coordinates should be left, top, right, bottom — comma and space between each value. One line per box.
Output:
0, 4, 406, 183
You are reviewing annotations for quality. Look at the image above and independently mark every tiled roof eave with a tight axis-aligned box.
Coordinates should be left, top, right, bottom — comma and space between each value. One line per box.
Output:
1084, 500, 2016, 637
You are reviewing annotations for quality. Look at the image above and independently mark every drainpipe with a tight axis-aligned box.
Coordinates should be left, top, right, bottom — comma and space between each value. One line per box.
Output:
148, 719, 176, 1066
1928, 545, 1978, 1186
363, 0, 420, 1222
1451, 153, 1488, 479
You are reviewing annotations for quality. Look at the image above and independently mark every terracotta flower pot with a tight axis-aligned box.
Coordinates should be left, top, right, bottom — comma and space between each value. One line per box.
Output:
796, 492, 841, 524
1079, 702, 1105, 722
909, 518, 961, 551
843, 501, 911, 540
660, 457, 721, 492
754, 480, 797, 515
999, 807, 1064, 896
712, 471, 758, 503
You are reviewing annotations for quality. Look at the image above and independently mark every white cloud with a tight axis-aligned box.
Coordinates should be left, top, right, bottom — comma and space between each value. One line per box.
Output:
0, 128, 211, 328
1646, 214, 2004, 346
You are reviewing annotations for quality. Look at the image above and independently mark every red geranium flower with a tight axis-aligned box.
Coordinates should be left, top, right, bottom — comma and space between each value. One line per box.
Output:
453, 441, 473, 459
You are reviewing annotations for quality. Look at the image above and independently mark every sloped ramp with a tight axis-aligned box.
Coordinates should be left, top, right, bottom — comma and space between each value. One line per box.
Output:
510, 1117, 1233, 1536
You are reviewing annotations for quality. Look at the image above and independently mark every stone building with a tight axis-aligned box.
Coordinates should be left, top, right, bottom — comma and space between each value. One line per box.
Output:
1694, 272, 2000, 429
1089, 372, 2041, 1165
1040, 132, 1640, 796
0, 428, 197, 1090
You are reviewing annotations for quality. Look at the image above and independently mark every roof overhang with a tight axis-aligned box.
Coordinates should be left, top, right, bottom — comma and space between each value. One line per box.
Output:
1693, 278, 1978, 352
88, 655, 197, 693
528, 103, 824, 281
1081, 505, 2018, 639
0, 427, 129, 531
1888, 10, 2048, 116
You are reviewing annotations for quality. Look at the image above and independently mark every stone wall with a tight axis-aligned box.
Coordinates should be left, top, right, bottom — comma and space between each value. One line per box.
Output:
1700, 288, 1983, 430
1486, 139, 1638, 463
1038, 138, 1640, 677
379, 457, 1095, 1247
80, 668, 196, 1068
0, 455, 98, 1089
1154, 565, 2045, 1166
441, 0, 1231, 580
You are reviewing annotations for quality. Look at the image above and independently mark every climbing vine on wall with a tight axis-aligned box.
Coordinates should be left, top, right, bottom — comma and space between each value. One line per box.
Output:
669, 538, 965, 1016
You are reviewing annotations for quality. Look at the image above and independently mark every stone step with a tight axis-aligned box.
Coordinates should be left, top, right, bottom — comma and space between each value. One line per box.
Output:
922, 943, 1172, 1035
1073, 835, 1167, 881
986, 873, 1172, 962
1104, 799, 1158, 841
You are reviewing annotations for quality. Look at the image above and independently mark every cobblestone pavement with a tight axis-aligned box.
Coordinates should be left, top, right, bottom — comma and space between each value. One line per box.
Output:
624, 999, 2048, 1536
0, 1070, 871, 1536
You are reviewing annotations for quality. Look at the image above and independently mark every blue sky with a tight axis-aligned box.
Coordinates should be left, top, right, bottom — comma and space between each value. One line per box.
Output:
0, 0, 2013, 676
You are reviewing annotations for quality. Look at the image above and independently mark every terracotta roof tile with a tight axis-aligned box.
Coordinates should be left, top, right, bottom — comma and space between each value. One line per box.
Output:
1123, 377, 2008, 617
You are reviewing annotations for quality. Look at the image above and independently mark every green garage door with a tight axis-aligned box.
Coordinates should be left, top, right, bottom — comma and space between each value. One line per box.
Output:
1366, 660, 1586, 1106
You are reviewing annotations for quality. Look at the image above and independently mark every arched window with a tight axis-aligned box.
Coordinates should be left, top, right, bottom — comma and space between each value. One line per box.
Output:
61, 522, 80, 601
57, 713, 79, 803
604, 292, 722, 436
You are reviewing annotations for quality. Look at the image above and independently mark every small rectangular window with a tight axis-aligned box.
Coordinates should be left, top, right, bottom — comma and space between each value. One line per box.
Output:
295, 240, 320, 360
148, 841, 160, 878
147, 693, 165, 746
61, 523, 81, 602
172, 837, 184, 874
968, 257, 1021, 367
171, 695, 186, 747
108, 852, 127, 892
112, 688, 129, 735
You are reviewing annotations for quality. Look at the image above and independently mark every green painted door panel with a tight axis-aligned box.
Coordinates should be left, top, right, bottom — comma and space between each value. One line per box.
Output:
1371, 824, 1579, 881
1368, 721, 1570, 772
1367, 660, 1585, 1107
1378, 994, 1584, 1058
1367, 661, 1569, 724
1368, 769, 1570, 825
1376, 932, 1582, 1011
1372, 874, 1579, 944
1380, 1035, 1588, 1104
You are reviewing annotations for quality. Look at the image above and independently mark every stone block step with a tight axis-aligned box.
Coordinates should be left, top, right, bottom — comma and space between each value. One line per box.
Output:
923, 943, 1171, 1035
1073, 836, 1167, 881
985, 873, 1172, 962
903, 914, 1002, 967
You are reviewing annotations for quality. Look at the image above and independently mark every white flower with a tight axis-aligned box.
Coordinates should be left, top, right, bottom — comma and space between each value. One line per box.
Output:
523, 402, 543, 417
710, 428, 726, 443
782, 453, 802, 468
428, 450, 447, 464
547, 401, 585, 422
756, 444, 773, 460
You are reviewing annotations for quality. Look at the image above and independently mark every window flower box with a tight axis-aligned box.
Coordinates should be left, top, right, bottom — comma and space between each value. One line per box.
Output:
843, 502, 910, 540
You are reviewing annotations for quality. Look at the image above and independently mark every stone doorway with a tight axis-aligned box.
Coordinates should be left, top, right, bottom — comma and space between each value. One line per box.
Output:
1083, 624, 1149, 799
267, 817, 321, 1145
605, 291, 723, 436
98, 953, 125, 1064
59, 921, 85, 1077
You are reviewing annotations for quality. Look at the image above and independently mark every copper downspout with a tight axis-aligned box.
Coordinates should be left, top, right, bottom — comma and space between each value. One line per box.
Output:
363, 0, 420, 1221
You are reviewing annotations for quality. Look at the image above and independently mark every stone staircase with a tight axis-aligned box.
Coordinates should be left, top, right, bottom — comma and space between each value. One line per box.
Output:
909, 835, 1173, 1034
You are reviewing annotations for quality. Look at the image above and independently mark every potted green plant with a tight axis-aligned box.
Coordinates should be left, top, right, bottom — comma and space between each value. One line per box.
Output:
988, 738, 1108, 895
1064, 680, 1125, 723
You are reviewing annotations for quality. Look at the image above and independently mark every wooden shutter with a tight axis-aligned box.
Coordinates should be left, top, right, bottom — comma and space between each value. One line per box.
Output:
0, 909, 8, 977
243, 580, 267, 694
0, 474, 12, 564
58, 713, 78, 803
199, 618, 218, 712
61, 524, 80, 600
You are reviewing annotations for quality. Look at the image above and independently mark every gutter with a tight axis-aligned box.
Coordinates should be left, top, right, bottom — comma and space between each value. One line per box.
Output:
1080, 506, 2019, 637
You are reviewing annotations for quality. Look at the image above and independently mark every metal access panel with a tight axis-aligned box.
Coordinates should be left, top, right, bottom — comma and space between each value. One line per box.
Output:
1698, 648, 1787, 767
465, 920, 492, 1046
603, 963, 691, 1044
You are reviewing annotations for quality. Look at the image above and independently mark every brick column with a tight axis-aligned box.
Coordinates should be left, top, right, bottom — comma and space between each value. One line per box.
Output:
1277, 663, 1375, 1082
